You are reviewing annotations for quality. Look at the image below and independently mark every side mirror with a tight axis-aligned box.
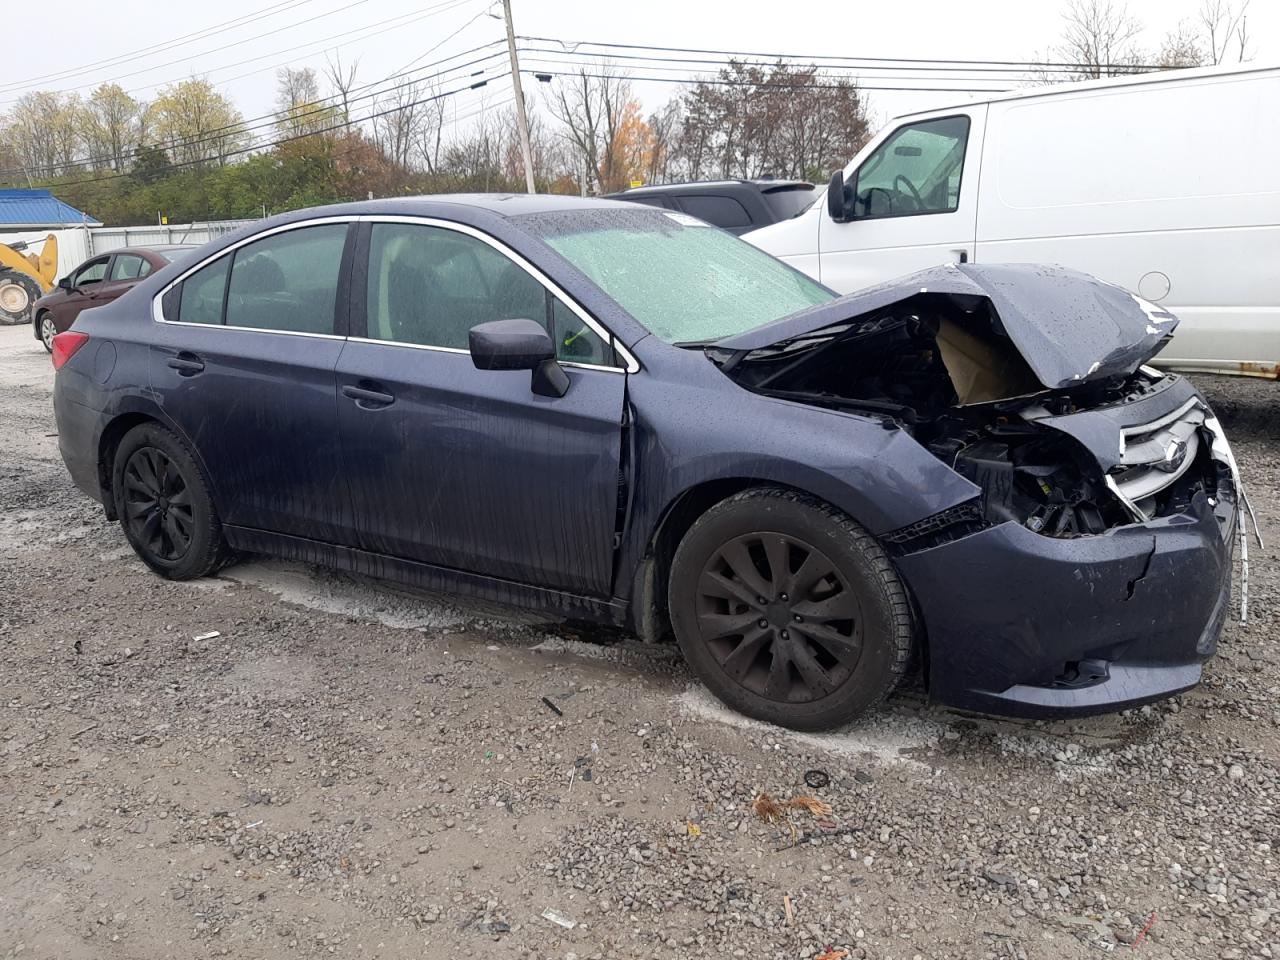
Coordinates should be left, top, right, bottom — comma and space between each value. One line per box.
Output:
57, 277, 73, 291
827, 170, 855, 223
469, 318, 569, 398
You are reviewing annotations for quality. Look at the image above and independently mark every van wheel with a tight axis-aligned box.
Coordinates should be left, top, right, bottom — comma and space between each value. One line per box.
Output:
111, 424, 231, 580
668, 488, 913, 731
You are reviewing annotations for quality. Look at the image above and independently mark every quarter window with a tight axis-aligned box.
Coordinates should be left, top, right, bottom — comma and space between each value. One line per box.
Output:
224, 225, 347, 334
677, 195, 752, 229
176, 256, 230, 325
365, 222, 613, 364
851, 115, 970, 219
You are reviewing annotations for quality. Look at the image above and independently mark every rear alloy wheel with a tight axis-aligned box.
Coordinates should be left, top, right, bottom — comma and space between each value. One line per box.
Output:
669, 488, 913, 731
37, 313, 56, 352
111, 423, 230, 580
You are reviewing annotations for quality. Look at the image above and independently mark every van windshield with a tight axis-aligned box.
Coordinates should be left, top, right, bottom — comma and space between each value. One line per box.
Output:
517, 208, 834, 344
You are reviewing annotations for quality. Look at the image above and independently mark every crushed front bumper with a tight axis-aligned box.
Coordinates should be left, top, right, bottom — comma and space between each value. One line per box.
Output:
895, 489, 1236, 718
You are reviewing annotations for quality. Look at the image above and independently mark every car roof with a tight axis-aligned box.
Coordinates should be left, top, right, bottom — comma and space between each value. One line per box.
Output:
110, 244, 199, 257
611, 179, 813, 197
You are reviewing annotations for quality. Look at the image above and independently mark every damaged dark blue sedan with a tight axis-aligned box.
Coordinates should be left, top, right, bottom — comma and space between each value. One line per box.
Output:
52, 196, 1239, 730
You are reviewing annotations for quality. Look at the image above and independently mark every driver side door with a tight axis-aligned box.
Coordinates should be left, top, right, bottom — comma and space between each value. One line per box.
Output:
54, 255, 111, 328
818, 108, 984, 294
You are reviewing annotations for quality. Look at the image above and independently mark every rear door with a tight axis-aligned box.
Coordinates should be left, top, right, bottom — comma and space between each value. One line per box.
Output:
149, 219, 360, 545
818, 109, 984, 293
334, 218, 628, 595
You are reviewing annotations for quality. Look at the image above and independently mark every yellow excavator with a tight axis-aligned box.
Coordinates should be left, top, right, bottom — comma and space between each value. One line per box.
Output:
0, 234, 59, 325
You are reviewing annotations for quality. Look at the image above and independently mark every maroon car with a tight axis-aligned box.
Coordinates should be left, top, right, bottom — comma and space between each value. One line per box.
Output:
33, 245, 194, 352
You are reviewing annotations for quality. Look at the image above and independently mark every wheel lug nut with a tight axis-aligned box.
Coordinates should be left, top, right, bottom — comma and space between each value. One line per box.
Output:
757, 618, 768, 629
780, 630, 790, 640
793, 614, 803, 622
756, 596, 767, 605
780, 593, 789, 602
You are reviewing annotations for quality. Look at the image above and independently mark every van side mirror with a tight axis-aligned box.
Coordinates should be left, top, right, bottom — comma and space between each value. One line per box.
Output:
468, 318, 569, 398
827, 171, 851, 223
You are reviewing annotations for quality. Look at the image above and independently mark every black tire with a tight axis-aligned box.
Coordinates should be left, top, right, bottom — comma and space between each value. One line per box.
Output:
111, 423, 230, 580
0, 270, 41, 326
36, 312, 56, 352
669, 487, 913, 731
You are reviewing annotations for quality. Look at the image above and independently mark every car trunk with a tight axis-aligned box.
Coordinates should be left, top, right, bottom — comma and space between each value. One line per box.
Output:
710, 263, 1236, 538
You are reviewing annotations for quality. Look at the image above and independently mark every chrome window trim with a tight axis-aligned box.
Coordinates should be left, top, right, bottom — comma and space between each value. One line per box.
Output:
150, 216, 359, 330
150, 212, 641, 374
344, 335, 625, 374
357, 215, 638, 373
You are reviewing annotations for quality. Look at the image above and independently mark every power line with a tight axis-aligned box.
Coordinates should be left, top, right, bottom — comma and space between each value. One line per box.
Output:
41, 74, 513, 189
521, 57, 1011, 92
517, 35, 1166, 73
0, 0, 478, 105
517, 45, 1129, 78
6, 48, 510, 180
0, 0, 320, 92
522, 65, 1012, 95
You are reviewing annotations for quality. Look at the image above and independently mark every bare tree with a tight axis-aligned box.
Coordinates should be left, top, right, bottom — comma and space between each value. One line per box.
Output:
1156, 21, 1204, 68
1199, 0, 1251, 64
323, 54, 361, 127
415, 81, 448, 175
1038, 0, 1146, 81
276, 67, 333, 137
373, 81, 421, 169
545, 63, 630, 193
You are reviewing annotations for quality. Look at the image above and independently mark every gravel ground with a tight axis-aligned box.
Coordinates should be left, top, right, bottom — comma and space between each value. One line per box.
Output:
1, 321, 1277, 960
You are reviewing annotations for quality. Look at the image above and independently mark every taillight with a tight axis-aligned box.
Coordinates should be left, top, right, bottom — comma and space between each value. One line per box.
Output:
51, 331, 90, 370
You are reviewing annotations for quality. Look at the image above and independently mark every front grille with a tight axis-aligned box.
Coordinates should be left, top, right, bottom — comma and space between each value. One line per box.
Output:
1110, 398, 1206, 516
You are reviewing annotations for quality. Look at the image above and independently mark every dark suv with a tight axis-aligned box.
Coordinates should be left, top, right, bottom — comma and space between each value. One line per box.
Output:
606, 179, 816, 234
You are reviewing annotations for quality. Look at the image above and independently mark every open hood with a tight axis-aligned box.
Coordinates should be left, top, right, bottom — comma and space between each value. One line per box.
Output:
716, 263, 1178, 395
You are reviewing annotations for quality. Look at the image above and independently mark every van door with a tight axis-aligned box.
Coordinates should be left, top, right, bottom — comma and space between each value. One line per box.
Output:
818, 108, 984, 294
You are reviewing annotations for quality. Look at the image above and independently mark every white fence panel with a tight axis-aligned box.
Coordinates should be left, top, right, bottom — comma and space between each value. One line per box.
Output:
88, 220, 257, 256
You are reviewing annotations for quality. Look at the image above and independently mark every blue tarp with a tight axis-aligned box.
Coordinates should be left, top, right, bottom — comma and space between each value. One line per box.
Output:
0, 189, 101, 228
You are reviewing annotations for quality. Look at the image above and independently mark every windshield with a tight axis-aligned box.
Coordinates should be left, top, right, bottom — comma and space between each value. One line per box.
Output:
517, 208, 833, 344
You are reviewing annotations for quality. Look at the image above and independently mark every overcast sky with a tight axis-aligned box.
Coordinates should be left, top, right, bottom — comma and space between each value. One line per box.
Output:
2, 0, 1274, 138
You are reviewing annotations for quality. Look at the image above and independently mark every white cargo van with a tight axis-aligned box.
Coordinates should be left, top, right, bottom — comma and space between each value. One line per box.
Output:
746, 63, 1280, 378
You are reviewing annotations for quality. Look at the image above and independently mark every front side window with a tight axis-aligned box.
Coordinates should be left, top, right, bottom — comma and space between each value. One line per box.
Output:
851, 115, 970, 219
365, 222, 613, 364
74, 258, 109, 287
519, 208, 833, 345
109, 254, 146, 281
224, 225, 347, 334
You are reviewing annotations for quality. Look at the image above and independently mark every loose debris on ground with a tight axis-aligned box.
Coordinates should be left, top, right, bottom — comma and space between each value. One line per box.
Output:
1, 325, 1278, 959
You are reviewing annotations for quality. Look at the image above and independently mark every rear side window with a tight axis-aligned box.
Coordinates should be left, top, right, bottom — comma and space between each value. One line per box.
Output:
763, 187, 817, 220
676, 195, 753, 229
225, 225, 347, 334
176, 256, 231, 325
109, 254, 147, 281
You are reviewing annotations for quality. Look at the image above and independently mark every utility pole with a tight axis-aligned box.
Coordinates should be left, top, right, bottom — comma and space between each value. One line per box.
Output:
501, 0, 537, 194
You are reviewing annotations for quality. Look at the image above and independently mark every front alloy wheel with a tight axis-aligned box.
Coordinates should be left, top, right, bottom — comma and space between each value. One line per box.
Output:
669, 488, 914, 731
694, 532, 863, 703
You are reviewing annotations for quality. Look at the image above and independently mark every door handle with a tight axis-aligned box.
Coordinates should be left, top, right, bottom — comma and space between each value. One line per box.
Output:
342, 383, 395, 408
166, 353, 205, 375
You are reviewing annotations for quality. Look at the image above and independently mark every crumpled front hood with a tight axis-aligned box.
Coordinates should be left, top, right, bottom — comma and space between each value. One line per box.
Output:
716, 262, 1178, 390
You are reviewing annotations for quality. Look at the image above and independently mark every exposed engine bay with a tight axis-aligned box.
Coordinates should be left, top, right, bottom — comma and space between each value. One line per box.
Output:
709, 271, 1236, 541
